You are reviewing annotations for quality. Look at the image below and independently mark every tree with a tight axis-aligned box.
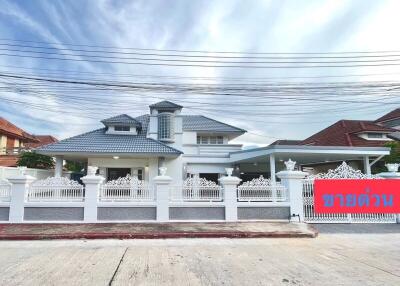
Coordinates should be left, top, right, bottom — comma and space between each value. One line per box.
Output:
383, 141, 400, 164
17, 151, 54, 169
372, 141, 400, 173
64, 160, 85, 173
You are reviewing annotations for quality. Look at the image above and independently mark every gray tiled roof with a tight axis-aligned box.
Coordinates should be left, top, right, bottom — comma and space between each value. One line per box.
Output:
37, 115, 181, 154
388, 131, 400, 141
149, 100, 183, 110
182, 115, 246, 132
37, 113, 245, 154
101, 114, 141, 127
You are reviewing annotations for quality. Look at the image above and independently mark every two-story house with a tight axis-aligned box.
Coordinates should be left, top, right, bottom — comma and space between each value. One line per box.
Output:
37, 101, 245, 183
0, 117, 58, 167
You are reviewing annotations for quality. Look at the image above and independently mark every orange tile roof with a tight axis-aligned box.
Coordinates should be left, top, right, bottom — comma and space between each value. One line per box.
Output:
0, 117, 38, 142
25, 135, 58, 148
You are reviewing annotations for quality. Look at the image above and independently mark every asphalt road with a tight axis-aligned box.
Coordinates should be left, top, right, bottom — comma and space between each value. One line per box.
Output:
0, 224, 399, 286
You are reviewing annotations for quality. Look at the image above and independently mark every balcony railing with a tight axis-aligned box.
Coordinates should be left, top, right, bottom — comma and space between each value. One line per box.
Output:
1, 147, 31, 155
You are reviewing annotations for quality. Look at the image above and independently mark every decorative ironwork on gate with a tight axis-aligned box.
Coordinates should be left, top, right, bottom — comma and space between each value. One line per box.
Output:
28, 177, 84, 202
302, 162, 396, 223
238, 176, 287, 202
170, 175, 223, 202
100, 175, 153, 202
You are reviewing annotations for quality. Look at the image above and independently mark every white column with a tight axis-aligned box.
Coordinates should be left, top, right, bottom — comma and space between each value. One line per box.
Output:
55, 155, 64, 177
219, 168, 241, 221
8, 168, 36, 223
270, 154, 276, 184
153, 167, 172, 222
81, 166, 104, 223
363, 156, 371, 176
277, 162, 308, 222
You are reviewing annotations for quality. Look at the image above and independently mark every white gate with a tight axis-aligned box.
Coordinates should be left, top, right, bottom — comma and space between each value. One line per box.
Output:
302, 162, 397, 223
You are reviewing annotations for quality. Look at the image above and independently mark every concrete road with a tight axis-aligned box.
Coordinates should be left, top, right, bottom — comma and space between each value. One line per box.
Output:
0, 224, 399, 286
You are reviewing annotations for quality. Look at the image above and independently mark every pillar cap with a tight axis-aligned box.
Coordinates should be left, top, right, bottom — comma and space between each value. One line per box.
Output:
276, 170, 308, 179
219, 175, 241, 185
153, 175, 173, 184
81, 175, 105, 184
7, 175, 36, 184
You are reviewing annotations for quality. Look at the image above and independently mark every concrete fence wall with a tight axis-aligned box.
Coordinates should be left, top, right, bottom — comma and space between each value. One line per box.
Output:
0, 168, 293, 223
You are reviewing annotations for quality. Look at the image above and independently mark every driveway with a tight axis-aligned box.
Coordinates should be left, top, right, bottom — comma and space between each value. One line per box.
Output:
0, 224, 399, 285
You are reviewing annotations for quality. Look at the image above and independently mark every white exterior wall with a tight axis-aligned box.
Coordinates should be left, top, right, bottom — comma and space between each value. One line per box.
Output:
185, 163, 230, 175
164, 156, 183, 181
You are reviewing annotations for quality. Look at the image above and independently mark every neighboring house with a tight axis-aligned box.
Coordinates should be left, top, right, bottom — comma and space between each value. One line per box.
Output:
37, 101, 390, 183
269, 108, 400, 173
0, 117, 57, 167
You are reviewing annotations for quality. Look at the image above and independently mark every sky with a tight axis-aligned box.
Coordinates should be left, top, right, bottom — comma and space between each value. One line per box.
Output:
0, 0, 399, 147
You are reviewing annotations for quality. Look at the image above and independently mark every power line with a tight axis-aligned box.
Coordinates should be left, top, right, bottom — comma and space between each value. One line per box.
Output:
1, 38, 400, 55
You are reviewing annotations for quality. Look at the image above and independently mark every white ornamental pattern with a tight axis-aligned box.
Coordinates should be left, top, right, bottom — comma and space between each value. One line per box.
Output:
238, 176, 287, 202
239, 175, 273, 187
104, 174, 146, 188
100, 175, 153, 202
183, 175, 220, 189
170, 175, 222, 202
31, 176, 82, 187
28, 177, 83, 202
307, 161, 378, 179
302, 162, 395, 223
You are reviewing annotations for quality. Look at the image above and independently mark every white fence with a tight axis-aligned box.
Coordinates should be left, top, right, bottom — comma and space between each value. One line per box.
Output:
302, 162, 397, 223
0, 166, 71, 181
27, 177, 84, 202
170, 176, 223, 202
0, 179, 11, 202
238, 176, 288, 202
99, 175, 154, 202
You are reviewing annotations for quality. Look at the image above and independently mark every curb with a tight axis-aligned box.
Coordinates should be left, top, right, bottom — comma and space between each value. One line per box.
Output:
0, 231, 317, 240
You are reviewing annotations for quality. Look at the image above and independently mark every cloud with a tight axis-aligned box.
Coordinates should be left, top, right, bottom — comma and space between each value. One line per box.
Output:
0, 0, 399, 144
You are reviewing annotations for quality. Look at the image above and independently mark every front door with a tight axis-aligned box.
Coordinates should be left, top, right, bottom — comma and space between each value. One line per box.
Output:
107, 168, 131, 181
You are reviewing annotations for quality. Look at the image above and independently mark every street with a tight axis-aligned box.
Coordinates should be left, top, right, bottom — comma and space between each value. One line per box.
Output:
0, 224, 399, 285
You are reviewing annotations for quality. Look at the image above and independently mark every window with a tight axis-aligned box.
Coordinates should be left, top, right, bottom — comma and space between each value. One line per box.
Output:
197, 135, 224, 144
367, 133, 384, 138
115, 126, 130, 132
158, 113, 174, 141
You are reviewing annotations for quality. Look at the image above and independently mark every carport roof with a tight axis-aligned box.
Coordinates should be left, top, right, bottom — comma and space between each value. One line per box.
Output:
229, 145, 390, 164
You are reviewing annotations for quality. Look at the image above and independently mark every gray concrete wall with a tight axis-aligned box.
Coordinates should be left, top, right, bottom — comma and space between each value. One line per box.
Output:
170, 207, 225, 220
0, 207, 9, 221
24, 207, 84, 221
238, 207, 290, 220
97, 207, 156, 221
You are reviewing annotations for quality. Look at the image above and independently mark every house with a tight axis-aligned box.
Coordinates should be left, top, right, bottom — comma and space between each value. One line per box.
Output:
37, 100, 390, 183
0, 117, 57, 167
269, 108, 400, 173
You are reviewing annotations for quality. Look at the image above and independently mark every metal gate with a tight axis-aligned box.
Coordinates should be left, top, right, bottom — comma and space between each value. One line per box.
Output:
302, 162, 397, 223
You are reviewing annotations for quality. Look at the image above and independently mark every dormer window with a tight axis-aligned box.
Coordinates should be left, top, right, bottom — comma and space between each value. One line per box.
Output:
115, 126, 130, 132
367, 133, 383, 139
158, 113, 174, 142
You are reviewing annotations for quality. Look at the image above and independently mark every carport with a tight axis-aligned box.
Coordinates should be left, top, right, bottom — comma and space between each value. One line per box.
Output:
229, 145, 390, 182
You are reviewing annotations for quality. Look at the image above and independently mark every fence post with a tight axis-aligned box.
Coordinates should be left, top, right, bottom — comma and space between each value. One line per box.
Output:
81, 166, 104, 223
8, 167, 36, 223
377, 170, 400, 223
219, 168, 241, 221
276, 160, 308, 222
154, 167, 172, 222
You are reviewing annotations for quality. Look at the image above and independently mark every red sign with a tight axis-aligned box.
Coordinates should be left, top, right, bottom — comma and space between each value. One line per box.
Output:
314, 179, 400, 213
